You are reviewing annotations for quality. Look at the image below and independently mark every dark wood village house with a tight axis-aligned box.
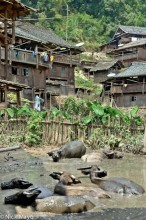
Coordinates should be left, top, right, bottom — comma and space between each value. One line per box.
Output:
97, 25, 146, 107
89, 60, 124, 83
102, 62, 146, 107
0, 0, 82, 109
0, 0, 35, 109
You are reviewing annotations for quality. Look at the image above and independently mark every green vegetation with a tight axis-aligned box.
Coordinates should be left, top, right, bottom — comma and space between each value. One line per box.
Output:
75, 75, 102, 94
0, 100, 143, 153
21, 0, 146, 50
0, 104, 47, 146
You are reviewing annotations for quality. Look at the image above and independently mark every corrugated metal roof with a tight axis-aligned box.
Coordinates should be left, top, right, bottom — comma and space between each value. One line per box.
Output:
90, 60, 118, 72
119, 25, 146, 35
115, 62, 146, 78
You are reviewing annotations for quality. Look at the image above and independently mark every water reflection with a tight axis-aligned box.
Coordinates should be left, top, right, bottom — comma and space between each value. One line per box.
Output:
0, 149, 146, 219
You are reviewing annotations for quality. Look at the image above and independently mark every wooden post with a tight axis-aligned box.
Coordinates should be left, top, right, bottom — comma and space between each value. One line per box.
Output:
110, 82, 113, 106
16, 90, 21, 107
35, 45, 39, 69
32, 88, 35, 109
142, 77, 145, 94
4, 9, 8, 79
0, 44, 1, 69
44, 89, 47, 110
108, 115, 111, 137
4, 85, 8, 104
143, 114, 146, 153
12, 14, 16, 44
50, 93, 51, 110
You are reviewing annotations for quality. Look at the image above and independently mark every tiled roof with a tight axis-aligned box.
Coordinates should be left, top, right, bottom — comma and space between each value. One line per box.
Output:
0, 0, 36, 18
15, 22, 77, 49
0, 79, 30, 88
115, 62, 146, 78
90, 60, 119, 72
14, 27, 43, 43
119, 25, 146, 35
99, 25, 146, 49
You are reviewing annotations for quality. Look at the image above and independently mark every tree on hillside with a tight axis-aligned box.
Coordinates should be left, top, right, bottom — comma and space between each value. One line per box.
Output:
20, 0, 146, 49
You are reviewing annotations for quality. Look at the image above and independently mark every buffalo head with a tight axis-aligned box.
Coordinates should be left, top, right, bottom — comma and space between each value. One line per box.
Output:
4, 187, 41, 206
1, 178, 33, 190
78, 165, 107, 178
48, 150, 62, 162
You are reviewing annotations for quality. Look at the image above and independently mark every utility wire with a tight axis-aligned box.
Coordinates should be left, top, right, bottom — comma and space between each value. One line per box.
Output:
18, 16, 68, 21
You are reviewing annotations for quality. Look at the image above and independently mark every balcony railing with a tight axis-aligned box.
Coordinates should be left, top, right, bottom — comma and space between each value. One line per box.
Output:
54, 54, 79, 65
1, 47, 78, 67
112, 52, 139, 61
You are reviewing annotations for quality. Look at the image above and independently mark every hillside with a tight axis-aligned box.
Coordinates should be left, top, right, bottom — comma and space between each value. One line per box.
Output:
20, 0, 146, 50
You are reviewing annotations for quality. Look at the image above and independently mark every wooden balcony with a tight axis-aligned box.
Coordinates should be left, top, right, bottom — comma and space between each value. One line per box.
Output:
1, 47, 79, 67
54, 54, 79, 65
106, 84, 146, 95
111, 86, 122, 94
111, 48, 146, 62
112, 53, 139, 61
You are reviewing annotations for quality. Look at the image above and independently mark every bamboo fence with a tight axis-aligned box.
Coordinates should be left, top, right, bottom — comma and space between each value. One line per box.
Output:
0, 119, 144, 146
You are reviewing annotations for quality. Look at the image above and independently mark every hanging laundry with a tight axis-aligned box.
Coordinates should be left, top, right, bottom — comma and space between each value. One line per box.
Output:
35, 95, 41, 111
43, 53, 49, 62
23, 68, 29, 76
32, 51, 36, 57
15, 50, 19, 57
50, 55, 54, 62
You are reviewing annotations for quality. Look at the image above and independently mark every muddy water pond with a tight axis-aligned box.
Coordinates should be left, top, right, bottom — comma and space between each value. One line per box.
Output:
0, 148, 146, 220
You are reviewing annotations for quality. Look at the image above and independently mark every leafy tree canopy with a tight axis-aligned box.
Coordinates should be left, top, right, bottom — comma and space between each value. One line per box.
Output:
20, 0, 146, 50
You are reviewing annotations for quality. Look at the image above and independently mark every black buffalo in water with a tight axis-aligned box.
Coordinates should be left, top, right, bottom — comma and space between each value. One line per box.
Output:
28, 185, 54, 199
78, 165, 107, 177
48, 140, 86, 162
90, 166, 145, 195
50, 171, 81, 185
1, 178, 33, 190
4, 187, 41, 206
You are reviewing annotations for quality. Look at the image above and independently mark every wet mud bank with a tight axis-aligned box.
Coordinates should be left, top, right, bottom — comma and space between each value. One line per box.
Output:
0, 147, 146, 220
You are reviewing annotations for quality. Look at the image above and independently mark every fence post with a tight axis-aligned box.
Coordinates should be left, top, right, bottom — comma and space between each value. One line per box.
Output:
143, 115, 146, 153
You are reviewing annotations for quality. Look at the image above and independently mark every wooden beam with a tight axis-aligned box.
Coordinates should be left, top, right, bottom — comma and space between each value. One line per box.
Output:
16, 90, 21, 106
0, 44, 1, 68
4, 85, 8, 103
142, 77, 145, 94
35, 45, 39, 69
12, 13, 16, 44
32, 87, 35, 108
44, 88, 47, 109
4, 8, 8, 79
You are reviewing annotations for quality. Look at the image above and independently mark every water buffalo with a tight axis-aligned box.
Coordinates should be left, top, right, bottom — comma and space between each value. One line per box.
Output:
77, 165, 107, 177
4, 187, 41, 206
36, 196, 95, 213
81, 150, 123, 163
50, 171, 81, 185
51, 169, 109, 198
48, 140, 86, 162
90, 166, 145, 195
54, 183, 110, 198
28, 185, 54, 199
103, 150, 123, 159
1, 178, 33, 190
